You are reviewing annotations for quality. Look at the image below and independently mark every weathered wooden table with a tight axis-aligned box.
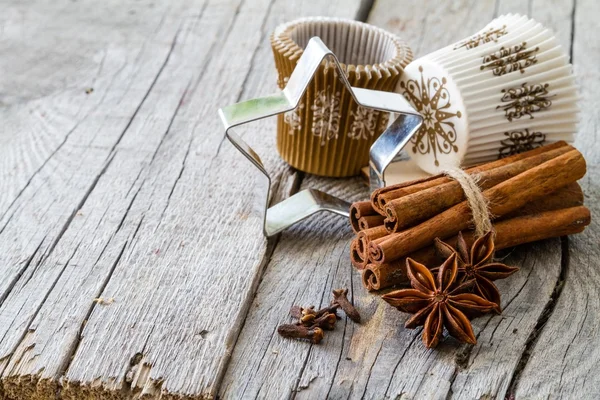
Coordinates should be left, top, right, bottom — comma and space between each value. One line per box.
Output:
1, 0, 597, 398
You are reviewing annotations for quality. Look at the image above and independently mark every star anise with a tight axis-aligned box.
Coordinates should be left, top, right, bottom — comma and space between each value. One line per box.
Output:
382, 254, 498, 348
434, 231, 519, 311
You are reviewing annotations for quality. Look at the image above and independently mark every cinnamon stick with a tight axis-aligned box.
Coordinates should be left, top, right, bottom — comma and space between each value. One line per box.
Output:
362, 262, 410, 291
353, 182, 581, 271
352, 226, 388, 270
358, 214, 385, 230
350, 201, 377, 233
383, 144, 574, 232
369, 149, 586, 265
370, 141, 569, 214
350, 238, 367, 269
362, 205, 591, 291
369, 174, 442, 214
357, 225, 388, 244
504, 182, 583, 218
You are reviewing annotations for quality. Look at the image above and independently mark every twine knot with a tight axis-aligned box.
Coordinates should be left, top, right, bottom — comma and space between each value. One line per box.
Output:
442, 167, 493, 238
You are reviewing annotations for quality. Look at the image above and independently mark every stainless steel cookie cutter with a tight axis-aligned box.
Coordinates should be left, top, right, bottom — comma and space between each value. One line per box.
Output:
218, 37, 422, 237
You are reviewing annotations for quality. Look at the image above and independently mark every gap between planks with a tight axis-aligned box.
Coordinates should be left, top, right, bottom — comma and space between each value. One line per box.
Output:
0, 0, 368, 399
212, 0, 378, 395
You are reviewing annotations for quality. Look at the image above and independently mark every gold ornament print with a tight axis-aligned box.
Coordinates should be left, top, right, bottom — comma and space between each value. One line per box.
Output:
348, 107, 389, 140
498, 129, 546, 158
284, 103, 304, 133
311, 87, 341, 145
497, 82, 554, 122
480, 42, 539, 76
401, 66, 462, 167
454, 25, 508, 50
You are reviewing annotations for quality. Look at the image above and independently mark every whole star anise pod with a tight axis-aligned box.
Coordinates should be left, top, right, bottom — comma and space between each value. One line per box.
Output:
434, 231, 519, 311
382, 254, 498, 348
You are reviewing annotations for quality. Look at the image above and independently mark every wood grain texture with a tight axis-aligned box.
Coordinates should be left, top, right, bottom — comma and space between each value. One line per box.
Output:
497, 0, 575, 53
219, 1, 582, 399
513, 0, 600, 397
0, 0, 178, 216
221, 183, 561, 399
0, 0, 185, 299
0, 0, 218, 398
369, 0, 496, 58
219, 176, 371, 399
0, 0, 362, 399
0, 0, 595, 399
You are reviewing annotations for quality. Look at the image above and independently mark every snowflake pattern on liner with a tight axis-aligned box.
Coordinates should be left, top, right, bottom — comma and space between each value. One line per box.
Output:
348, 107, 389, 140
454, 25, 508, 50
498, 129, 546, 158
401, 65, 462, 167
284, 103, 304, 134
282, 87, 389, 145
480, 42, 539, 76
311, 87, 341, 145
497, 82, 554, 122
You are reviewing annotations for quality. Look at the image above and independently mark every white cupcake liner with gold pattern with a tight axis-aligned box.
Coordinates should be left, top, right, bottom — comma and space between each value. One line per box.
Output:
398, 14, 579, 174
464, 131, 577, 160
468, 124, 577, 149
271, 17, 413, 177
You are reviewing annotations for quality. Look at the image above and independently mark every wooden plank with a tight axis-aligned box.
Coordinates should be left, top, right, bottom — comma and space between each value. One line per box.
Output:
451, 2, 578, 398
0, 0, 217, 398
221, 1, 579, 399
512, 0, 600, 397
0, 0, 177, 217
0, 0, 200, 370
221, 179, 563, 399
374, 0, 498, 57
0, 1, 363, 399
219, 176, 369, 399
495, 0, 529, 16
0, 1, 590, 399
0, 0, 186, 299
496, 0, 574, 53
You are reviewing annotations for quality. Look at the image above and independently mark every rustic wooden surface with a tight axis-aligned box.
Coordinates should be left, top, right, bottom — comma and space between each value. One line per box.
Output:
0, 0, 596, 399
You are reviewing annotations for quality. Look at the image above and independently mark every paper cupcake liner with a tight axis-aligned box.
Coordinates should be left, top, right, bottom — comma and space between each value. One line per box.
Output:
465, 133, 575, 158
468, 122, 577, 148
468, 103, 579, 131
397, 14, 579, 173
453, 47, 567, 87
462, 67, 576, 104
469, 131, 576, 151
271, 17, 413, 177
424, 14, 531, 62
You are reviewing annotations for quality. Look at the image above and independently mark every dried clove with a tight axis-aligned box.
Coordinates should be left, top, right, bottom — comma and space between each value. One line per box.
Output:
282, 300, 347, 344
289, 305, 306, 319
315, 304, 340, 319
299, 308, 317, 325
332, 289, 361, 323
305, 312, 337, 330
290, 304, 340, 320
277, 324, 324, 344
289, 305, 317, 323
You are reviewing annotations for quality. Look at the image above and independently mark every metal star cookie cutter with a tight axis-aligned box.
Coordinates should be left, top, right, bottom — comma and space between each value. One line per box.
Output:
218, 37, 422, 237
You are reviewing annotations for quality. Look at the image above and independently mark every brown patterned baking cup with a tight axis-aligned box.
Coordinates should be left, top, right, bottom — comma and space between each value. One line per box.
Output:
271, 17, 413, 177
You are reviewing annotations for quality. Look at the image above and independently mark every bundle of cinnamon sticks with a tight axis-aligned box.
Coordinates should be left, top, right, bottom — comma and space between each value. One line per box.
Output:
350, 141, 591, 291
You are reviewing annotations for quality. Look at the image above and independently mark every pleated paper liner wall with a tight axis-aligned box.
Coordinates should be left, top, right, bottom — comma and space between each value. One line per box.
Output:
270, 17, 413, 177
395, 13, 579, 176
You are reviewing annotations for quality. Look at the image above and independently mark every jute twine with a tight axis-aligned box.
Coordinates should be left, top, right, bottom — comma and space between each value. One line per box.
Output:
442, 167, 493, 238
